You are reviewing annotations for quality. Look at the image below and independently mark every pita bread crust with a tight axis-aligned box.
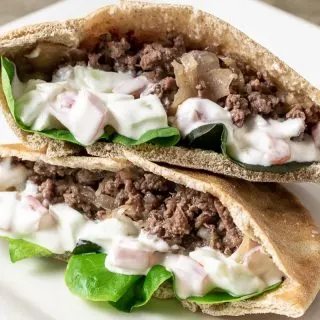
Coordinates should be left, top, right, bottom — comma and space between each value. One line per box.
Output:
0, 144, 319, 317
0, 144, 130, 172
1, 2, 320, 182
87, 142, 320, 183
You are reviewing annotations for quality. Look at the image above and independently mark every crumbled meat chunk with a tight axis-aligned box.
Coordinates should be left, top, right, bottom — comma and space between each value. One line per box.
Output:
286, 104, 306, 120
138, 173, 173, 193
92, 34, 138, 73
30, 161, 76, 182
142, 187, 242, 254
248, 92, 280, 114
225, 94, 250, 127
39, 179, 55, 203
153, 76, 178, 110
139, 35, 186, 79
91, 33, 185, 81
75, 169, 105, 186
63, 185, 97, 217
38, 179, 71, 205
146, 206, 191, 240
21, 160, 242, 255
107, 37, 131, 59
245, 72, 277, 94
195, 211, 216, 229
286, 104, 320, 130
213, 199, 243, 255
223, 64, 286, 127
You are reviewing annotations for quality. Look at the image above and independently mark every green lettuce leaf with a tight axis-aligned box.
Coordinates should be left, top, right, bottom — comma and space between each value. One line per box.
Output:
72, 240, 102, 255
0, 235, 102, 263
186, 123, 312, 173
112, 127, 180, 147
185, 123, 225, 152
65, 253, 140, 302
0, 57, 179, 147
1, 57, 16, 118
65, 253, 282, 312
188, 282, 281, 304
111, 265, 172, 312
0, 236, 53, 262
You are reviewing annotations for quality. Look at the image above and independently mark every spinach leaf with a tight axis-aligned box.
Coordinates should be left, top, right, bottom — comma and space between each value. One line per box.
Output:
72, 240, 102, 255
188, 282, 281, 304
111, 265, 172, 312
112, 127, 180, 147
0, 236, 53, 262
186, 123, 311, 173
65, 253, 282, 312
65, 253, 141, 302
185, 123, 224, 152
1, 57, 179, 147
1, 57, 16, 118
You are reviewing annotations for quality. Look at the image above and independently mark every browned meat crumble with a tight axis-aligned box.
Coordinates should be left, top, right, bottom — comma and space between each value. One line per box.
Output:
18, 159, 242, 255
82, 33, 320, 130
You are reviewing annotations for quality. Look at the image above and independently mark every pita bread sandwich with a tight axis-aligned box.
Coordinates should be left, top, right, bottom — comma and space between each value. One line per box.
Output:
1, 1, 320, 182
0, 143, 319, 317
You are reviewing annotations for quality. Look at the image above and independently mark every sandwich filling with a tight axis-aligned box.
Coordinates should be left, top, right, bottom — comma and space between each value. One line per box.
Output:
2, 33, 320, 167
0, 158, 282, 300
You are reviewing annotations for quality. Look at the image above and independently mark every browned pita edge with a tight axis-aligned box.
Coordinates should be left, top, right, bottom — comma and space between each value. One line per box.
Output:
0, 144, 129, 172
0, 1, 320, 182
0, 144, 319, 317
87, 142, 320, 183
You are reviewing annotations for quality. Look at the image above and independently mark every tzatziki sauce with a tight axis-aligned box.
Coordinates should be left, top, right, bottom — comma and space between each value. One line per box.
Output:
175, 98, 320, 166
13, 66, 168, 145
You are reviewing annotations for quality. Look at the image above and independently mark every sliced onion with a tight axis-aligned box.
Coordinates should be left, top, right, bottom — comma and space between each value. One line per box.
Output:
170, 50, 236, 115
219, 56, 245, 90
204, 68, 235, 101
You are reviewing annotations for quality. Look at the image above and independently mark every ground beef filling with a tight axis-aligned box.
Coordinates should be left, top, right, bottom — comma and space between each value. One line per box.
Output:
83, 32, 320, 129
21, 160, 242, 255
87, 33, 185, 111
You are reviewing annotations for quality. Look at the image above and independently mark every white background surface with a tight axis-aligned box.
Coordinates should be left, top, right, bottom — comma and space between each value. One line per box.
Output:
0, 1, 319, 319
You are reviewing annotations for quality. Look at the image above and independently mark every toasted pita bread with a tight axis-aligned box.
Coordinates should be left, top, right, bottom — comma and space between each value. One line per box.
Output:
0, 144, 319, 317
0, 1, 320, 182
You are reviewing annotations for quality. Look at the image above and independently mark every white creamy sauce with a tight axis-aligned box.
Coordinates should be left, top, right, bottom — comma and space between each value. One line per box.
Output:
0, 161, 282, 299
175, 98, 320, 166
13, 66, 168, 145
163, 254, 214, 298
106, 94, 168, 140
190, 247, 266, 296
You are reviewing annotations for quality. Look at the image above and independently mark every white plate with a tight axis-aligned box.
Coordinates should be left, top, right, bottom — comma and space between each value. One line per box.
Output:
0, 1, 319, 319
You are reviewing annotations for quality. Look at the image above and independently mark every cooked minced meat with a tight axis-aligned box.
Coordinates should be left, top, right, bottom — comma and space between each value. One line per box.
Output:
19, 160, 242, 255
82, 32, 320, 129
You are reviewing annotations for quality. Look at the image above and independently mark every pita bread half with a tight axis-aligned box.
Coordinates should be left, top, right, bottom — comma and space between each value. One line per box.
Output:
124, 151, 320, 317
0, 144, 319, 317
0, 1, 320, 182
